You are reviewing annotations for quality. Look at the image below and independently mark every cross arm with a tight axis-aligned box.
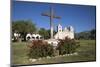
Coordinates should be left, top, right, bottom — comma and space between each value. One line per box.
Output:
41, 13, 61, 19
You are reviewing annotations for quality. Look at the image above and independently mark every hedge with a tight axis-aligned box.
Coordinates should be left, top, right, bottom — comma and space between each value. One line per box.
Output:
57, 37, 80, 55
28, 40, 54, 59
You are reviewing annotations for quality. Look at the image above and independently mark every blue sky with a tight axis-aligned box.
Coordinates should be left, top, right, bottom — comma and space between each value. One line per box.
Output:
12, 1, 96, 33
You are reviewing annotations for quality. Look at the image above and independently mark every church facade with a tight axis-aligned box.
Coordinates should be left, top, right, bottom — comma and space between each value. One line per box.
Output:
54, 24, 74, 39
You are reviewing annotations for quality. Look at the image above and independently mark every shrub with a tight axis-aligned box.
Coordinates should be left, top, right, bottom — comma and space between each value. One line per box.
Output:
28, 40, 54, 59
57, 37, 80, 55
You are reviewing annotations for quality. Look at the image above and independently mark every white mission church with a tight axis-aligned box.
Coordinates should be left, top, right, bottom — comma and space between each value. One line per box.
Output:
45, 24, 74, 47
54, 24, 74, 39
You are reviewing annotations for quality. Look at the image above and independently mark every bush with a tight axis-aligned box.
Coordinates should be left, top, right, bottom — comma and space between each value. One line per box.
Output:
57, 37, 80, 55
28, 40, 54, 59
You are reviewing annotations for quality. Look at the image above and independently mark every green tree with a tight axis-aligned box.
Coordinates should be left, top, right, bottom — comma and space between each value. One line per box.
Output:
38, 28, 49, 39
38, 28, 57, 39
12, 20, 36, 41
75, 29, 96, 40
90, 29, 96, 39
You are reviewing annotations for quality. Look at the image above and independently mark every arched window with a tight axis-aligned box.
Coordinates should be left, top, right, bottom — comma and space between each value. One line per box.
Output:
36, 36, 39, 39
32, 37, 35, 39
40, 37, 43, 39
27, 36, 30, 40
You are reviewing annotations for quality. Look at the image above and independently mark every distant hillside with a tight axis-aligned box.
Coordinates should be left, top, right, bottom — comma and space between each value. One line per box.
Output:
75, 29, 96, 40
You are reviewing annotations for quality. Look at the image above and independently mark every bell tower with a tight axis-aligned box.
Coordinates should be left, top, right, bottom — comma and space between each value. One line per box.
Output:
69, 26, 74, 32
58, 24, 62, 32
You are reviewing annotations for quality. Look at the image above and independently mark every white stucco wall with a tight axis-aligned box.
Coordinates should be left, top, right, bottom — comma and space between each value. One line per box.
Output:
26, 33, 42, 40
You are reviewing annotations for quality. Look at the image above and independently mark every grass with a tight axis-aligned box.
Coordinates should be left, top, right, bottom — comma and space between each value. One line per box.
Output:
12, 40, 96, 65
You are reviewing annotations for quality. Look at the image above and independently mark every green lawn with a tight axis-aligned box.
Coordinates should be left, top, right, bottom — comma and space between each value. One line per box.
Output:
12, 40, 96, 65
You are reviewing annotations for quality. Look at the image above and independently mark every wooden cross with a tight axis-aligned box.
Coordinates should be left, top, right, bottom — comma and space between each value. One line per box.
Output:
41, 6, 61, 39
